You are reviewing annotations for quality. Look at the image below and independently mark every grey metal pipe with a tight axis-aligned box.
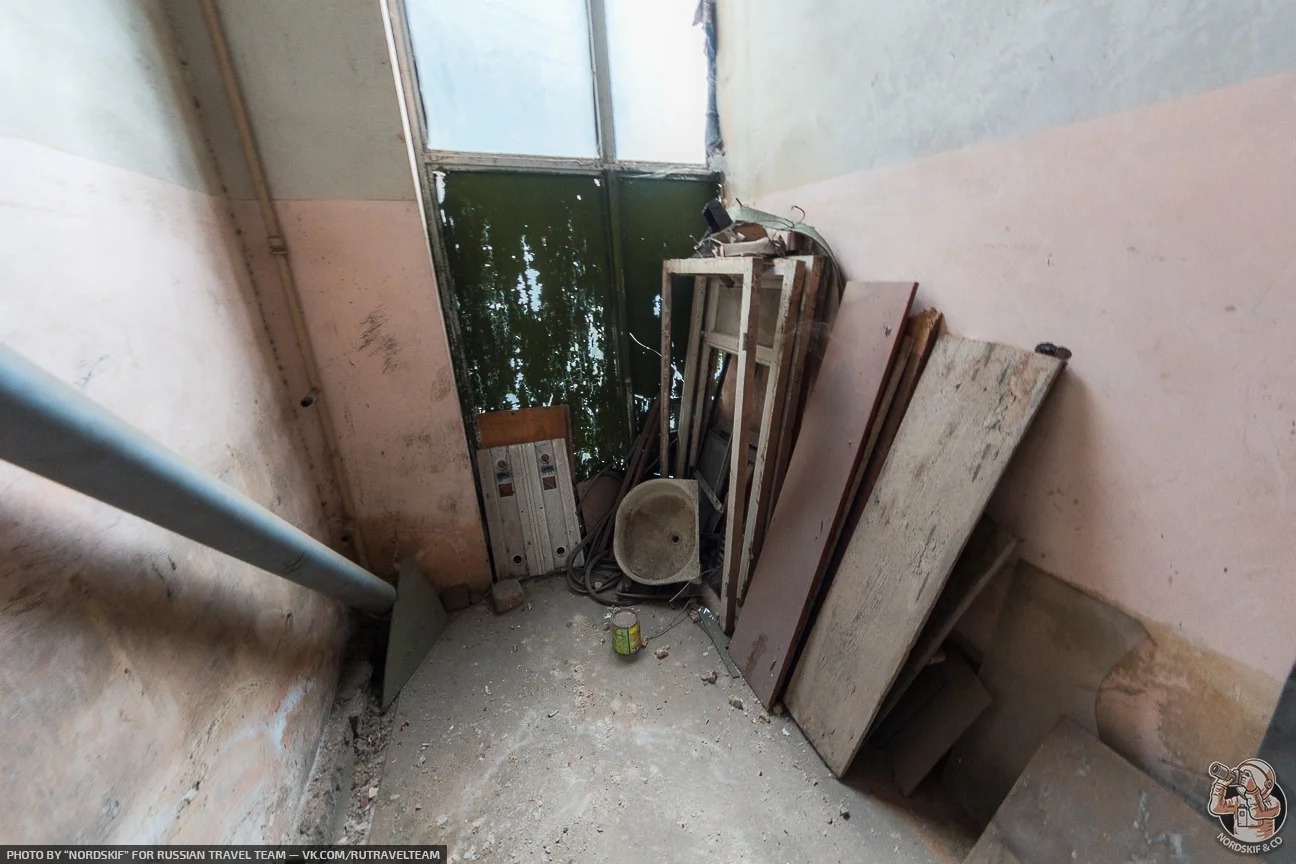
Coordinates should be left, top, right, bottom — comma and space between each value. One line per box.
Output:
0, 346, 396, 613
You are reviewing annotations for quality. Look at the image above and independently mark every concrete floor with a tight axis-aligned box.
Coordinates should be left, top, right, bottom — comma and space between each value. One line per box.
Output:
370, 577, 976, 863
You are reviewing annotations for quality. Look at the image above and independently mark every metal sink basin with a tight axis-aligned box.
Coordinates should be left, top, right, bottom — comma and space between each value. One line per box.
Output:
613, 479, 700, 585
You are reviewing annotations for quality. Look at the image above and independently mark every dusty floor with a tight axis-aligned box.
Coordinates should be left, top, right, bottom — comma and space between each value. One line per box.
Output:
370, 577, 975, 862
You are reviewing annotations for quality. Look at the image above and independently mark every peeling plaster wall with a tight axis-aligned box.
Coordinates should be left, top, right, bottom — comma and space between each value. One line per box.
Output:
0, 0, 345, 841
169, 0, 491, 587
718, 1, 1296, 804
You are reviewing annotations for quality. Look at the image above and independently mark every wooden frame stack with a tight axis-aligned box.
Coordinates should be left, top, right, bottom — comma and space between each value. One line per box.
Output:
659, 256, 824, 631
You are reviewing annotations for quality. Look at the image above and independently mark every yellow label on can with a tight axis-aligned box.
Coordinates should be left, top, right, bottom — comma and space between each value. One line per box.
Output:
613, 614, 641, 655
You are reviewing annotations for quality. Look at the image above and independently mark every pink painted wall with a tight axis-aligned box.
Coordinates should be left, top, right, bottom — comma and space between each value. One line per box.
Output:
0, 132, 345, 841
750, 74, 1296, 793
235, 198, 490, 583
1, 0, 481, 842
170, 0, 492, 589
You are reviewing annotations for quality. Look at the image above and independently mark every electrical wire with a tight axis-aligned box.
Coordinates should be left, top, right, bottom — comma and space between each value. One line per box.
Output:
564, 441, 705, 608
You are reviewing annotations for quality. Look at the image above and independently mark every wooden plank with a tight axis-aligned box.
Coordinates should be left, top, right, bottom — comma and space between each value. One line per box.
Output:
885, 651, 990, 796
536, 439, 584, 566
685, 348, 720, 476
476, 446, 528, 580
701, 332, 776, 365
861, 337, 911, 475
798, 259, 840, 401
711, 266, 785, 348
717, 259, 764, 631
859, 308, 943, 497
868, 656, 946, 748
816, 337, 915, 591
784, 337, 1063, 776
828, 313, 940, 573
738, 259, 806, 600
476, 405, 571, 449
870, 516, 1018, 733
508, 443, 552, 575
673, 276, 708, 477
769, 256, 824, 510
964, 719, 1228, 864
664, 257, 757, 277
730, 281, 916, 703
659, 265, 673, 471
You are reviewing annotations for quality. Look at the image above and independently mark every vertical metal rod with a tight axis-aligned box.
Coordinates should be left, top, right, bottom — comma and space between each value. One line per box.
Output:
0, 346, 395, 612
586, 0, 618, 166
587, 0, 636, 444
199, 0, 369, 568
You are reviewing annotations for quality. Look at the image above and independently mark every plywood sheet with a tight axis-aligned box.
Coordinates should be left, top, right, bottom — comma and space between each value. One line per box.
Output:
859, 308, 943, 497
785, 337, 1063, 776
477, 405, 571, 449
964, 718, 1230, 864
870, 516, 1018, 733
731, 281, 915, 708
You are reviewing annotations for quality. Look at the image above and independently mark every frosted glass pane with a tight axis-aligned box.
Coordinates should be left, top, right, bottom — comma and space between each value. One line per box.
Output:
605, 0, 708, 164
405, 0, 597, 157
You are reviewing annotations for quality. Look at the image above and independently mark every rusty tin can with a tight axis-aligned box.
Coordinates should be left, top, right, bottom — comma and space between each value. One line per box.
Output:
612, 610, 642, 656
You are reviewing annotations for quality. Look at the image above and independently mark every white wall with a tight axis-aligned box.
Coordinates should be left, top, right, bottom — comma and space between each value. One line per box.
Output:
718, 0, 1296, 198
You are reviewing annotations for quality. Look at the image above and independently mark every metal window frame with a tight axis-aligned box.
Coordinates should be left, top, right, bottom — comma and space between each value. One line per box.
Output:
384, 0, 720, 449
390, 0, 717, 178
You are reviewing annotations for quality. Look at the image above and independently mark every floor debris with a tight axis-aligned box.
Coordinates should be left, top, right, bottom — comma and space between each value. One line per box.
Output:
490, 578, 525, 614
368, 578, 972, 861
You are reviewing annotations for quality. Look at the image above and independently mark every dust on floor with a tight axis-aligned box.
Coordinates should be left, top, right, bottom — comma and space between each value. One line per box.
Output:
296, 628, 394, 846
370, 577, 975, 863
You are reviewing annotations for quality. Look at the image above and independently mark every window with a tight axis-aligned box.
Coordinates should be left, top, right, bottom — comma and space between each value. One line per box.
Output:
402, 0, 711, 166
403, 0, 597, 157
605, 0, 708, 164
395, 0, 718, 473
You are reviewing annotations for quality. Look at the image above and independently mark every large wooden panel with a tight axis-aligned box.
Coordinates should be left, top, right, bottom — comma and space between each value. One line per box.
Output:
731, 281, 915, 707
964, 719, 1229, 864
869, 516, 1018, 734
858, 308, 943, 500
786, 337, 1063, 776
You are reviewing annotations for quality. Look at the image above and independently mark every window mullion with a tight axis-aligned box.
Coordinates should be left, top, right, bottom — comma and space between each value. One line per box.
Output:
585, 0, 617, 169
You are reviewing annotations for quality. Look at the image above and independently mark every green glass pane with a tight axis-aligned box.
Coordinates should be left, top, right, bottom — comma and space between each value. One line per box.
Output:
617, 177, 720, 423
439, 172, 623, 474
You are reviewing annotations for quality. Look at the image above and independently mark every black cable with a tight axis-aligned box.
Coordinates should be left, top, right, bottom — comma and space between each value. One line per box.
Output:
563, 446, 706, 607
